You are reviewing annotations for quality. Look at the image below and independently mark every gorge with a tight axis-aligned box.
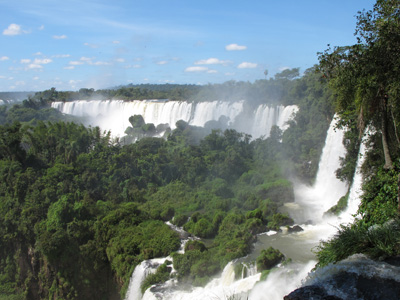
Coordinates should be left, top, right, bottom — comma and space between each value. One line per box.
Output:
51, 100, 365, 299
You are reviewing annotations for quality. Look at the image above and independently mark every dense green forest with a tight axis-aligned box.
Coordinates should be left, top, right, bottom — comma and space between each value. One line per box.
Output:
1, 1, 399, 299
0, 64, 337, 299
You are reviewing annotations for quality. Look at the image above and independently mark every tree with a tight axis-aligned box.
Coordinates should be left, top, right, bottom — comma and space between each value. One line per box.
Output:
264, 69, 268, 79
318, 0, 400, 170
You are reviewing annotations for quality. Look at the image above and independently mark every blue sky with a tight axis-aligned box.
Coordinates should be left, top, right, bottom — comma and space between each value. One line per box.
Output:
0, 0, 375, 91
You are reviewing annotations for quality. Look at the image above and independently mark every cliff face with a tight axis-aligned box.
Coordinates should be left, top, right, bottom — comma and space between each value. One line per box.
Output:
11, 245, 120, 300
284, 255, 400, 300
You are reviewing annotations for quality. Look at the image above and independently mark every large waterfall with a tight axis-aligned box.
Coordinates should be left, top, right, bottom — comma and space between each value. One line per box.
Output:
121, 115, 367, 300
51, 100, 298, 139
53, 101, 365, 299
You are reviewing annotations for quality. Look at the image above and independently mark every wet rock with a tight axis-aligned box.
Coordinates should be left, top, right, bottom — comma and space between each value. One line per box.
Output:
285, 255, 400, 300
284, 285, 342, 300
287, 225, 304, 233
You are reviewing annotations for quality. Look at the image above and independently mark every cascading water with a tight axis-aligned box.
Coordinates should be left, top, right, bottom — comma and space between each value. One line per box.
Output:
340, 129, 369, 223
249, 118, 369, 300
291, 116, 348, 224
51, 100, 298, 139
123, 114, 367, 300
61, 101, 365, 299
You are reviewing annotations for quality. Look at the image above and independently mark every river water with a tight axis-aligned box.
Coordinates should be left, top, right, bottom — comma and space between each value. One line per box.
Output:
124, 116, 367, 300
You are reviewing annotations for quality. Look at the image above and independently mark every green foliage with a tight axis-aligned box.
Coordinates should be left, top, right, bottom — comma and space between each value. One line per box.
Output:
316, 218, 400, 268
141, 262, 172, 294
256, 247, 285, 271
325, 193, 349, 216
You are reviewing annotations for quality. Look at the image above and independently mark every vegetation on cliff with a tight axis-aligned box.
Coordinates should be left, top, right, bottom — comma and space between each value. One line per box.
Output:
316, 0, 400, 267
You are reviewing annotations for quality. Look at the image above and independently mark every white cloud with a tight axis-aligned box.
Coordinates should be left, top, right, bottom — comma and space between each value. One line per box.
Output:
38, 25, 45, 30
33, 52, 43, 56
69, 61, 84, 65
0, 56, 10, 61
115, 58, 125, 63
64, 66, 75, 70
34, 58, 52, 64
195, 58, 231, 65
279, 66, 290, 71
3, 24, 26, 36
238, 62, 258, 69
185, 66, 209, 72
225, 43, 247, 51
0, 76, 6, 79
80, 57, 93, 61
53, 35, 67, 39
20, 59, 31, 64
88, 61, 111, 66
225, 72, 235, 76
33, 76, 39, 80
27, 64, 43, 69
157, 60, 168, 65
52, 54, 71, 58
207, 70, 218, 74
112, 40, 120, 44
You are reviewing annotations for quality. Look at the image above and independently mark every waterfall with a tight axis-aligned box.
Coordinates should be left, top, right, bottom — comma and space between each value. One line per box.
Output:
142, 262, 261, 300
51, 100, 298, 139
291, 115, 348, 224
95, 108, 366, 300
125, 258, 169, 300
340, 129, 369, 223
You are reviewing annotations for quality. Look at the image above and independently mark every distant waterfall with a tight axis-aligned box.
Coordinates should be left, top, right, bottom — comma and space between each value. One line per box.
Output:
51, 100, 298, 139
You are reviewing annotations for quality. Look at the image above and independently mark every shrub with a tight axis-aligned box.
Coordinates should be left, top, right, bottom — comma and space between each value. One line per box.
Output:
256, 247, 284, 271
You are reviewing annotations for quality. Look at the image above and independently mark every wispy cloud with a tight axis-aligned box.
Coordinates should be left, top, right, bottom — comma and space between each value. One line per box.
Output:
3, 23, 29, 36
185, 66, 209, 72
52, 54, 71, 58
226, 43, 247, 51
124, 64, 141, 69
194, 58, 231, 65
53, 34, 67, 39
157, 60, 168, 65
69, 61, 84, 65
84, 42, 99, 48
0, 56, 10, 61
238, 62, 257, 69
21, 58, 53, 70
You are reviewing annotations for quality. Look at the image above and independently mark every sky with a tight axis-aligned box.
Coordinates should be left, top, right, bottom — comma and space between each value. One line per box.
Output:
0, 0, 376, 92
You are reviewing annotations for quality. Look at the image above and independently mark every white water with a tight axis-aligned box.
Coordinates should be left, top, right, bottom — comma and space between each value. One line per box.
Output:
248, 119, 369, 300
291, 116, 348, 224
122, 115, 367, 300
125, 258, 170, 300
142, 262, 261, 300
51, 100, 298, 139
340, 129, 369, 223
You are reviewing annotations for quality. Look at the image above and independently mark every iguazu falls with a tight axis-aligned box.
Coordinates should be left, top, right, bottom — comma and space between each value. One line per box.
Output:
1, 0, 400, 299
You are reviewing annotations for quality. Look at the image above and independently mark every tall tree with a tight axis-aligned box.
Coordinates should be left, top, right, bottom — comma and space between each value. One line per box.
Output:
318, 0, 400, 169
